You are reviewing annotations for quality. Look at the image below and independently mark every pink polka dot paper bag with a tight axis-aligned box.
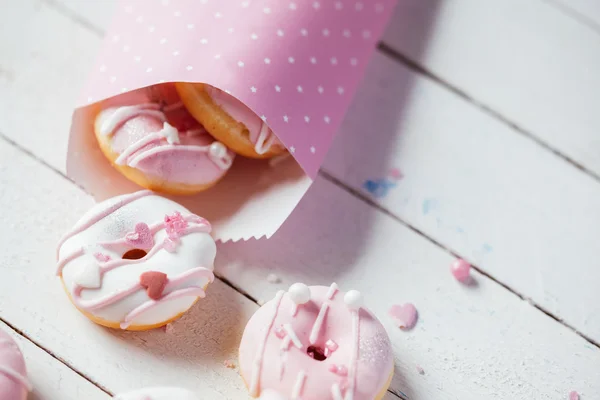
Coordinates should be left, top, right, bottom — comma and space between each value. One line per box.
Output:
67, 0, 397, 241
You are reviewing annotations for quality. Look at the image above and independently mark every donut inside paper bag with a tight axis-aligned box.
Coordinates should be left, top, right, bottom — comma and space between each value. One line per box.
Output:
67, 0, 396, 241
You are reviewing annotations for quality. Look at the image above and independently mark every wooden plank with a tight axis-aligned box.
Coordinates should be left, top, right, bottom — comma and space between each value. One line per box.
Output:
0, 0, 101, 171
547, 0, 600, 29
0, 321, 109, 400
5, 0, 600, 343
323, 51, 600, 343
2, 132, 599, 400
0, 139, 259, 398
218, 175, 600, 399
382, 0, 600, 177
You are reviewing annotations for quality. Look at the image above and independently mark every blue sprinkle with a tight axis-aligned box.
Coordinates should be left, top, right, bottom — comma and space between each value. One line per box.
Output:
363, 179, 396, 198
456, 227, 465, 233
482, 243, 493, 253
422, 198, 436, 215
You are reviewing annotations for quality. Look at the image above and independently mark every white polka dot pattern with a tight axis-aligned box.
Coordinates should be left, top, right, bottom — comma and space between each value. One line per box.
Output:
79, 0, 396, 178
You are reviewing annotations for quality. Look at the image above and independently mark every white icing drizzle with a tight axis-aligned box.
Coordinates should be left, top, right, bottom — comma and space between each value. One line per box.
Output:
309, 283, 338, 344
101, 105, 233, 171
100, 104, 165, 136
331, 383, 344, 400
283, 323, 302, 349
250, 290, 285, 396
114, 124, 176, 165
290, 303, 298, 317
255, 122, 278, 155
290, 370, 307, 400
0, 365, 32, 391
344, 310, 361, 400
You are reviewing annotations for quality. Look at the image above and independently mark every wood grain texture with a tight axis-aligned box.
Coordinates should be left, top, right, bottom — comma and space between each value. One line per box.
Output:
217, 176, 600, 399
323, 52, 600, 343
0, 321, 110, 400
383, 0, 600, 178
0, 0, 599, 399
21, 0, 600, 343
0, 140, 259, 398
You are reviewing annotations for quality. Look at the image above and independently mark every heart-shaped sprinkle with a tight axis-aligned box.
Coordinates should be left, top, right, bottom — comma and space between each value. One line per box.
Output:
74, 263, 102, 289
163, 238, 178, 253
139, 271, 168, 300
389, 303, 418, 330
125, 222, 154, 250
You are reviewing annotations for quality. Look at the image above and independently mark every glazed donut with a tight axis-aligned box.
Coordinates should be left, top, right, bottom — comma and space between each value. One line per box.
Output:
94, 87, 235, 195
113, 387, 199, 400
239, 283, 394, 400
175, 82, 287, 159
0, 329, 30, 400
56, 191, 216, 331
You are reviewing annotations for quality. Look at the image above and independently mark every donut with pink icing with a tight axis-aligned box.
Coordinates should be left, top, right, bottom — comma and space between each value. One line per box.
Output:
0, 329, 30, 400
56, 191, 216, 330
94, 88, 235, 195
239, 283, 394, 400
113, 387, 199, 400
175, 82, 287, 159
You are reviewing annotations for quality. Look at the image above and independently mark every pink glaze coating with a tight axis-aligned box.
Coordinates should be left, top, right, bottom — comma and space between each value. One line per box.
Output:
0, 329, 29, 400
205, 86, 284, 155
96, 103, 234, 186
239, 284, 393, 400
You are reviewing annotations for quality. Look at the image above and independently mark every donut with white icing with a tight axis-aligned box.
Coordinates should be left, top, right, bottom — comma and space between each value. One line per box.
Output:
56, 191, 216, 330
0, 329, 30, 400
94, 85, 235, 195
175, 83, 287, 159
113, 387, 199, 400
239, 283, 394, 400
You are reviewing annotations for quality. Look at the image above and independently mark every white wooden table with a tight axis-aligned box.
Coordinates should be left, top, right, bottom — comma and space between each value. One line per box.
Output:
1, 0, 599, 398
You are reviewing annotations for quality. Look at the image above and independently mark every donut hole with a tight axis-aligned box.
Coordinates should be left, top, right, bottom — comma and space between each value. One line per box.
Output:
306, 345, 327, 361
122, 249, 147, 260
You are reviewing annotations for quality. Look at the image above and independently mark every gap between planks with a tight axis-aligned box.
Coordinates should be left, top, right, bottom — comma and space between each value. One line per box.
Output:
0, 130, 407, 400
542, 0, 600, 36
0, 315, 113, 397
319, 168, 600, 352
376, 42, 600, 187
12, 0, 600, 394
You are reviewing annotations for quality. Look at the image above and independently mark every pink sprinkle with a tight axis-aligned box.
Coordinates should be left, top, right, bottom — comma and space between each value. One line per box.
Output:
569, 391, 580, 400
93, 252, 111, 262
416, 365, 425, 375
389, 168, 404, 180
389, 303, 418, 330
164, 323, 175, 334
164, 211, 188, 239
163, 238, 178, 253
325, 339, 338, 352
328, 364, 348, 376
125, 222, 154, 250
274, 326, 286, 339
450, 258, 471, 283
223, 359, 236, 369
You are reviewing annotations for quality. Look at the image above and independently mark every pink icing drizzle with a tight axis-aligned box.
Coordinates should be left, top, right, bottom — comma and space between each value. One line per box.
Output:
56, 190, 152, 260
242, 284, 392, 400
57, 197, 214, 329
99, 104, 234, 184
